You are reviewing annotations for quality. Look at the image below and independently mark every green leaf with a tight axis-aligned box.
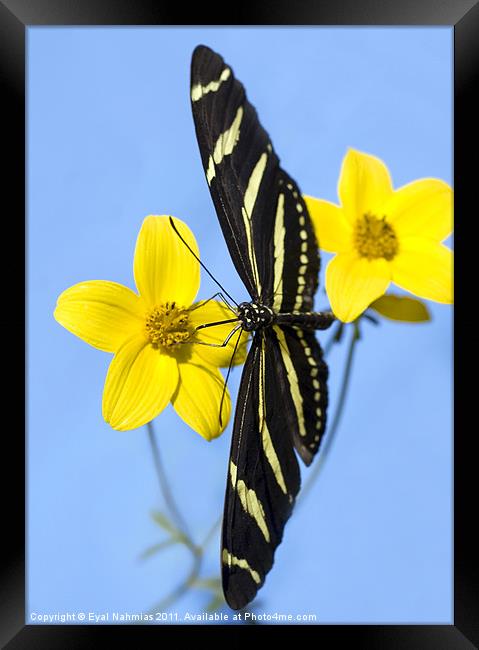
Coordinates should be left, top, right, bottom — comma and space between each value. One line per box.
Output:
139, 538, 178, 561
151, 510, 178, 534
369, 294, 431, 323
150, 510, 190, 546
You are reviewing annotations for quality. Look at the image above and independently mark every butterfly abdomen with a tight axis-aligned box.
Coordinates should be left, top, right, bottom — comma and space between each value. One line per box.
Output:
237, 302, 334, 332
275, 311, 334, 330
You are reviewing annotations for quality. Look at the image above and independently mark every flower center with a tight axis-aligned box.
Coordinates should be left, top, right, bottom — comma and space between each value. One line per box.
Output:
145, 302, 192, 348
353, 212, 399, 261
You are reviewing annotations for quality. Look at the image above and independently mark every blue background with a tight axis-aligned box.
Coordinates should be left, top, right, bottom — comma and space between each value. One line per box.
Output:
27, 27, 452, 624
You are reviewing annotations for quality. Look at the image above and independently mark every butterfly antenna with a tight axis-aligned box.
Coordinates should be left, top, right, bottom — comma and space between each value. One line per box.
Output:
169, 216, 238, 307
219, 327, 244, 428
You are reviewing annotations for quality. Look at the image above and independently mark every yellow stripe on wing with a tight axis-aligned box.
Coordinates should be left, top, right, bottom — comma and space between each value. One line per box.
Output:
274, 326, 306, 438
206, 106, 244, 184
272, 192, 285, 312
191, 67, 231, 102
230, 461, 270, 543
222, 549, 261, 585
259, 338, 288, 495
241, 152, 268, 295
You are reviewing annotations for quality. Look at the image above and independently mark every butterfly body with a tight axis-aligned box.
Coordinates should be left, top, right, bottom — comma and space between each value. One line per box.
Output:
237, 302, 275, 331
191, 45, 333, 610
237, 301, 333, 333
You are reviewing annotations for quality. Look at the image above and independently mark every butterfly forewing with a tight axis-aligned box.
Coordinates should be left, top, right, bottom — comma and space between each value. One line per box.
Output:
191, 45, 281, 302
221, 332, 301, 610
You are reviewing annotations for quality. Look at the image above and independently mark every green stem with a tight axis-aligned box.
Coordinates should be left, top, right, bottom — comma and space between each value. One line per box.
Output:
300, 321, 360, 503
147, 421, 192, 542
146, 420, 206, 613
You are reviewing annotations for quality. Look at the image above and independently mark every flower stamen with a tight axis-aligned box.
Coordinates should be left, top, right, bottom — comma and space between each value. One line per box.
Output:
354, 212, 399, 261
145, 302, 193, 348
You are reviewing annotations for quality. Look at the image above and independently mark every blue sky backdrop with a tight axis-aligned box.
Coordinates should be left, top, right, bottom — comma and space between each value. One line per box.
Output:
27, 27, 452, 624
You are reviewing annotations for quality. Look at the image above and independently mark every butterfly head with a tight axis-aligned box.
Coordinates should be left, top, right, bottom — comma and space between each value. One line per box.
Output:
237, 302, 274, 332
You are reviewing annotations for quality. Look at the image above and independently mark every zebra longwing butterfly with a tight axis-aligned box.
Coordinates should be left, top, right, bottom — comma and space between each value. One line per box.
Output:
190, 45, 333, 610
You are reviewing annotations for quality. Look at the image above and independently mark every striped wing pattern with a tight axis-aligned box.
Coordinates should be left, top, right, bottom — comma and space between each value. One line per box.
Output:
221, 326, 328, 608
271, 171, 320, 314
191, 46, 320, 313
191, 45, 280, 302
221, 332, 301, 610
191, 45, 329, 609
273, 326, 329, 465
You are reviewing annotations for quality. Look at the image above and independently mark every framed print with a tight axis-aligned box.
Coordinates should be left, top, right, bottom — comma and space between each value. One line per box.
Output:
2, 0, 476, 646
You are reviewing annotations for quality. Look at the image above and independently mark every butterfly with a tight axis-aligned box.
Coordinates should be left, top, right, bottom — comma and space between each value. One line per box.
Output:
190, 45, 334, 610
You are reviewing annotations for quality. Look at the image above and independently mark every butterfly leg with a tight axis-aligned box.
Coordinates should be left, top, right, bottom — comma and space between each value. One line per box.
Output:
194, 322, 243, 348
217, 292, 237, 313
219, 326, 245, 426
189, 292, 237, 314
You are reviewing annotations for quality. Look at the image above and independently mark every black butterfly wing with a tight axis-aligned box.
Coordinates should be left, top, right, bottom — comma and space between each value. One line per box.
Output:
270, 171, 320, 314
272, 325, 329, 465
191, 45, 284, 303
192, 45, 330, 609
221, 330, 301, 610
191, 45, 320, 311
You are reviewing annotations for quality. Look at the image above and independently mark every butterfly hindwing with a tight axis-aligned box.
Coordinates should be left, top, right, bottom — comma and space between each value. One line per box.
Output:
221, 331, 301, 610
272, 325, 328, 465
270, 171, 320, 314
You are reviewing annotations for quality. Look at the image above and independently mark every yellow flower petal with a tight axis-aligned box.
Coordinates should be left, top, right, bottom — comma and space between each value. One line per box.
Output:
391, 238, 453, 304
304, 196, 353, 253
133, 215, 200, 308
172, 361, 231, 441
102, 335, 178, 431
188, 300, 248, 367
338, 149, 394, 224
54, 280, 145, 352
326, 253, 391, 323
369, 294, 431, 323
384, 179, 453, 242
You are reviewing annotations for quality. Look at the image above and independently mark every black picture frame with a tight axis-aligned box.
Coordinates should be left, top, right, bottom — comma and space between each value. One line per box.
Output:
3, 0, 475, 646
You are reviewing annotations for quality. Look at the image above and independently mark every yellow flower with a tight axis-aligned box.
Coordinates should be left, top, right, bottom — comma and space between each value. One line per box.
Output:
305, 148, 453, 323
54, 215, 246, 439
